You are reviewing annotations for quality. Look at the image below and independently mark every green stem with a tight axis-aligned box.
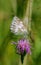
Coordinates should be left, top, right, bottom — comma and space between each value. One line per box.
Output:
23, 0, 34, 31
19, 54, 27, 65
23, 54, 27, 65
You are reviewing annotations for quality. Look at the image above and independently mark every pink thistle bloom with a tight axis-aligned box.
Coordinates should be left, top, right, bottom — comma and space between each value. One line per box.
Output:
12, 39, 31, 63
16, 39, 31, 55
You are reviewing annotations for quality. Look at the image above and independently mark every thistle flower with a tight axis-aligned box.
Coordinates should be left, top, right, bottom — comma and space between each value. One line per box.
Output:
16, 39, 31, 55
13, 39, 31, 63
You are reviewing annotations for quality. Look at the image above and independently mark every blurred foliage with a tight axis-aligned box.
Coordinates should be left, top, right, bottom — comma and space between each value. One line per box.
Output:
17, 0, 28, 18
0, 0, 41, 65
31, 0, 41, 65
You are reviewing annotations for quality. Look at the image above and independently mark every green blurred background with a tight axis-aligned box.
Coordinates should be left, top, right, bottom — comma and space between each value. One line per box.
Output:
0, 0, 41, 65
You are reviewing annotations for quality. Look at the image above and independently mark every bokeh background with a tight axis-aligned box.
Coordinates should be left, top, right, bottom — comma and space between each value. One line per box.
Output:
0, 0, 41, 65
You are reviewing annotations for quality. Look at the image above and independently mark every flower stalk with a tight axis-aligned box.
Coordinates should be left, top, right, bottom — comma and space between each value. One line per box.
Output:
23, 0, 34, 32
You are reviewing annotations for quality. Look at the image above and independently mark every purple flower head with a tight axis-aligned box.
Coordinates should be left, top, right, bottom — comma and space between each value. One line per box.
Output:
16, 39, 31, 55
12, 39, 31, 63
